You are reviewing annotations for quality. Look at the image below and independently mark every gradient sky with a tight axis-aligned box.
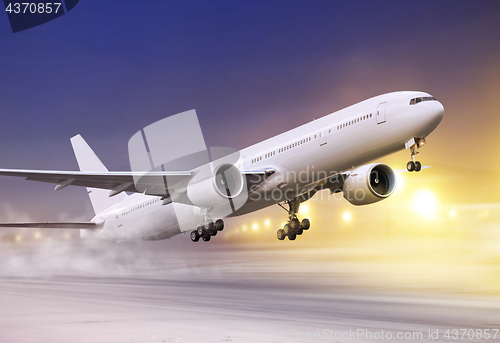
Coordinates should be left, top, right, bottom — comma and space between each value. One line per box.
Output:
0, 1, 500, 224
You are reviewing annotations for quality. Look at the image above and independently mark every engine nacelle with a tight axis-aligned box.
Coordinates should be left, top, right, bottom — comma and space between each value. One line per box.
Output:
343, 163, 396, 205
186, 163, 245, 208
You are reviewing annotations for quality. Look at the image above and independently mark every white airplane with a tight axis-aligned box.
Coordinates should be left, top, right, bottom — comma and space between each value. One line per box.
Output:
0, 91, 444, 242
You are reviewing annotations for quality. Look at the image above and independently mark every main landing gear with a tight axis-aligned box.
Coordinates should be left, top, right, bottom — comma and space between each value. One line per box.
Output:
406, 137, 426, 172
276, 198, 310, 241
190, 219, 224, 243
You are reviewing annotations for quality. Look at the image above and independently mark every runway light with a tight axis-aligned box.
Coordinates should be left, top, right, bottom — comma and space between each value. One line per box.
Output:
264, 219, 270, 226
64, 232, 71, 240
252, 223, 258, 231
449, 210, 457, 218
242, 225, 247, 232
33, 232, 41, 240
14, 234, 22, 242
299, 204, 309, 215
413, 190, 438, 219
342, 212, 352, 222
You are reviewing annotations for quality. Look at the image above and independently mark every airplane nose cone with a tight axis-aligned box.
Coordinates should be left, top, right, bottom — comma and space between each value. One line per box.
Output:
422, 100, 444, 135
435, 101, 444, 122
427, 100, 444, 127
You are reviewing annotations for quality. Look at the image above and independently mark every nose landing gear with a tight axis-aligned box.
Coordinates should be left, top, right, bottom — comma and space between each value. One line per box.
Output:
406, 137, 425, 172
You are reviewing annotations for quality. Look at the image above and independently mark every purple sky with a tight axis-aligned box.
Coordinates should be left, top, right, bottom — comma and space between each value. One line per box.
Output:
0, 1, 499, 222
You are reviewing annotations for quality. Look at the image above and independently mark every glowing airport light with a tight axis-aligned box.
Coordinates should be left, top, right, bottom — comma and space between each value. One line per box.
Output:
33, 232, 41, 240
449, 210, 456, 218
413, 190, 438, 219
395, 173, 404, 192
14, 234, 22, 242
242, 225, 247, 231
299, 204, 309, 215
342, 211, 352, 222
264, 219, 270, 226
252, 223, 258, 231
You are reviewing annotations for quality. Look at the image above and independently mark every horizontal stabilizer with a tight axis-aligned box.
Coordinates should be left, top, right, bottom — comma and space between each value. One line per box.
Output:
0, 222, 96, 229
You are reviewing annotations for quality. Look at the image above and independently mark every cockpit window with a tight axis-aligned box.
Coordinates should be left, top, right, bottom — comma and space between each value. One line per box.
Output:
410, 96, 436, 105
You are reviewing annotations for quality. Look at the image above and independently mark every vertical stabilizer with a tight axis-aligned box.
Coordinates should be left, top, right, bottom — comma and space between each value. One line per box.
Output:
70, 134, 127, 215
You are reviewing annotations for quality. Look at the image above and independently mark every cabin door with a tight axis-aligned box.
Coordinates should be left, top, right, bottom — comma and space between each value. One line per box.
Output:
376, 102, 387, 124
319, 125, 327, 146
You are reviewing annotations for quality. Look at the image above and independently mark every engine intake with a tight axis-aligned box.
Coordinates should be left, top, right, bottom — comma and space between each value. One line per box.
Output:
343, 163, 396, 205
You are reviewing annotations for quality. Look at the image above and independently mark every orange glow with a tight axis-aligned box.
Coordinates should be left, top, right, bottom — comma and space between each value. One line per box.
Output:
412, 190, 438, 219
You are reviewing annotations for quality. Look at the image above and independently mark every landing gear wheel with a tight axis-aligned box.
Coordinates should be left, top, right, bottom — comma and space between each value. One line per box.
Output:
205, 222, 217, 236
190, 230, 200, 242
406, 161, 416, 172
290, 219, 300, 231
283, 223, 292, 235
277, 229, 286, 240
215, 219, 224, 231
296, 228, 303, 236
301, 218, 310, 230
196, 225, 205, 236
414, 161, 422, 172
202, 235, 211, 242
288, 234, 296, 241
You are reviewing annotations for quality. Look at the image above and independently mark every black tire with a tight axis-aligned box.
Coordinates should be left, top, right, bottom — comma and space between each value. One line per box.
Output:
301, 218, 310, 230
215, 219, 224, 231
288, 234, 296, 241
283, 223, 291, 235
296, 228, 303, 235
406, 161, 415, 172
190, 230, 200, 242
197, 225, 205, 236
202, 235, 211, 242
415, 161, 422, 172
210, 229, 218, 236
290, 219, 300, 231
277, 229, 286, 240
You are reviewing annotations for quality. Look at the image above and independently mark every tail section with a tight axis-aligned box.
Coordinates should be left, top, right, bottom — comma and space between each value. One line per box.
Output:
70, 134, 127, 215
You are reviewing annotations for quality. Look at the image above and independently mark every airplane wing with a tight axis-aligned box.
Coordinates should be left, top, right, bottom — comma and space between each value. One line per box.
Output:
0, 222, 96, 229
0, 168, 192, 196
0, 168, 271, 197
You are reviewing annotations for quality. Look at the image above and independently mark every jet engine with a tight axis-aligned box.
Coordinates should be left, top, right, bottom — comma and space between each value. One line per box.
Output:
186, 163, 245, 208
343, 163, 396, 205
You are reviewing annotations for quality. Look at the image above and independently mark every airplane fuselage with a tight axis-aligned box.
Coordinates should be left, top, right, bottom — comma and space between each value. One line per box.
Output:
87, 91, 444, 241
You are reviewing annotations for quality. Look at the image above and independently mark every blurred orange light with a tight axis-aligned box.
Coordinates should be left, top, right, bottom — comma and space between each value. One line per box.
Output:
343, 212, 352, 222
413, 190, 438, 219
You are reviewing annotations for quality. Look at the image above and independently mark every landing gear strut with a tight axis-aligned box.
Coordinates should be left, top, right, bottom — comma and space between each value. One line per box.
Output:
276, 198, 310, 241
191, 219, 224, 243
406, 137, 425, 172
